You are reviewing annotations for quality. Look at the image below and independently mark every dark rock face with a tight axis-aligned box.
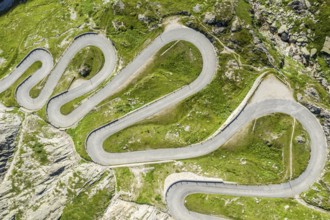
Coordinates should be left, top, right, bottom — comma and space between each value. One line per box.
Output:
280, 32, 290, 42
79, 66, 91, 77
304, 103, 321, 114
303, 102, 330, 142
0, 0, 27, 15
289, 0, 306, 13
203, 12, 216, 25
0, 113, 21, 182
49, 166, 65, 177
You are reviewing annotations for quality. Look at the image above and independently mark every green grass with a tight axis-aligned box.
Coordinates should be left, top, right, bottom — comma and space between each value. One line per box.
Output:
114, 113, 310, 208
69, 46, 105, 80
182, 113, 310, 184
235, 0, 252, 25
29, 141, 49, 165
22, 119, 49, 165
61, 186, 114, 220
305, 0, 330, 51
114, 167, 135, 192
185, 194, 330, 219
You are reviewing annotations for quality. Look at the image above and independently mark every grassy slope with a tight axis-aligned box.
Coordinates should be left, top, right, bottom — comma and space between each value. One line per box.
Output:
101, 62, 258, 154
185, 194, 330, 219
100, 41, 203, 152
61, 172, 114, 220
115, 114, 311, 208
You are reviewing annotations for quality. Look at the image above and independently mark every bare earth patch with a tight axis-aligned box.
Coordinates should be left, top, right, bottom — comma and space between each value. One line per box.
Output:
250, 75, 294, 104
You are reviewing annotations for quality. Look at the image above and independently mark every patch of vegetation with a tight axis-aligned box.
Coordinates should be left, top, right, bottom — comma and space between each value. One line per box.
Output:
235, 0, 252, 25
305, 0, 330, 51
317, 56, 330, 82
29, 141, 49, 165
23, 120, 49, 165
185, 194, 330, 219
61, 188, 113, 220
61, 171, 114, 220
183, 113, 310, 184
135, 168, 163, 204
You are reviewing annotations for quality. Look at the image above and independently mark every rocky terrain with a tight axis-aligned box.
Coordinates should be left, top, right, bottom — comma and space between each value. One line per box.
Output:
0, 112, 115, 219
0, 107, 21, 182
102, 198, 172, 220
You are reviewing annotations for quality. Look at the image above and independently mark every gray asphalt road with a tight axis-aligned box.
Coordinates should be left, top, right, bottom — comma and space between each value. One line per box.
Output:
47, 27, 217, 128
0, 49, 53, 94
0, 26, 327, 220
165, 99, 328, 220
0, 33, 116, 111
85, 27, 218, 165
17, 33, 117, 111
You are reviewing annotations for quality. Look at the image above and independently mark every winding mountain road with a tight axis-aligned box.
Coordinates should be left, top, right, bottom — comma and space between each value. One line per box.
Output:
165, 99, 328, 219
0, 25, 327, 220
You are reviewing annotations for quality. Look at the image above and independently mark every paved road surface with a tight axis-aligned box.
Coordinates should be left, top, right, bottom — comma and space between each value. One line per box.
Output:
47, 27, 217, 128
165, 99, 327, 219
0, 26, 327, 220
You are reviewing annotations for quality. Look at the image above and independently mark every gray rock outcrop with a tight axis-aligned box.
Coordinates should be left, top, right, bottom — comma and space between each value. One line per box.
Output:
0, 111, 21, 182
203, 12, 216, 25
303, 102, 330, 142
321, 36, 330, 55
102, 198, 173, 220
0, 114, 114, 219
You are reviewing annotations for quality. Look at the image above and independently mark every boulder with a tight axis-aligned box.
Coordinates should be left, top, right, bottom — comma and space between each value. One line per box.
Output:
213, 26, 226, 35
304, 0, 311, 8
304, 103, 321, 115
289, 0, 305, 13
278, 25, 287, 34
301, 47, 310, 57
295, 135, 306, 144
231, 17, 242, 32
321, 36, 330, 55
113, 0, 125, 10
79, 66, 91, 77
203, 12, 216, 25
304, 87, 320, 101
138, 14, 149, 23
310, 48, 317, 58
280, 32, 290, 42
0, 112, 21, 182
193, 4, 201, 13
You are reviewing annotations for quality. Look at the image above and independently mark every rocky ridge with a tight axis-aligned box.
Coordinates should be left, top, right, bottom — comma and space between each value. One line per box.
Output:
0, 109, 21, 182
101, 198, 173, 220
0, 114, 115, 220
